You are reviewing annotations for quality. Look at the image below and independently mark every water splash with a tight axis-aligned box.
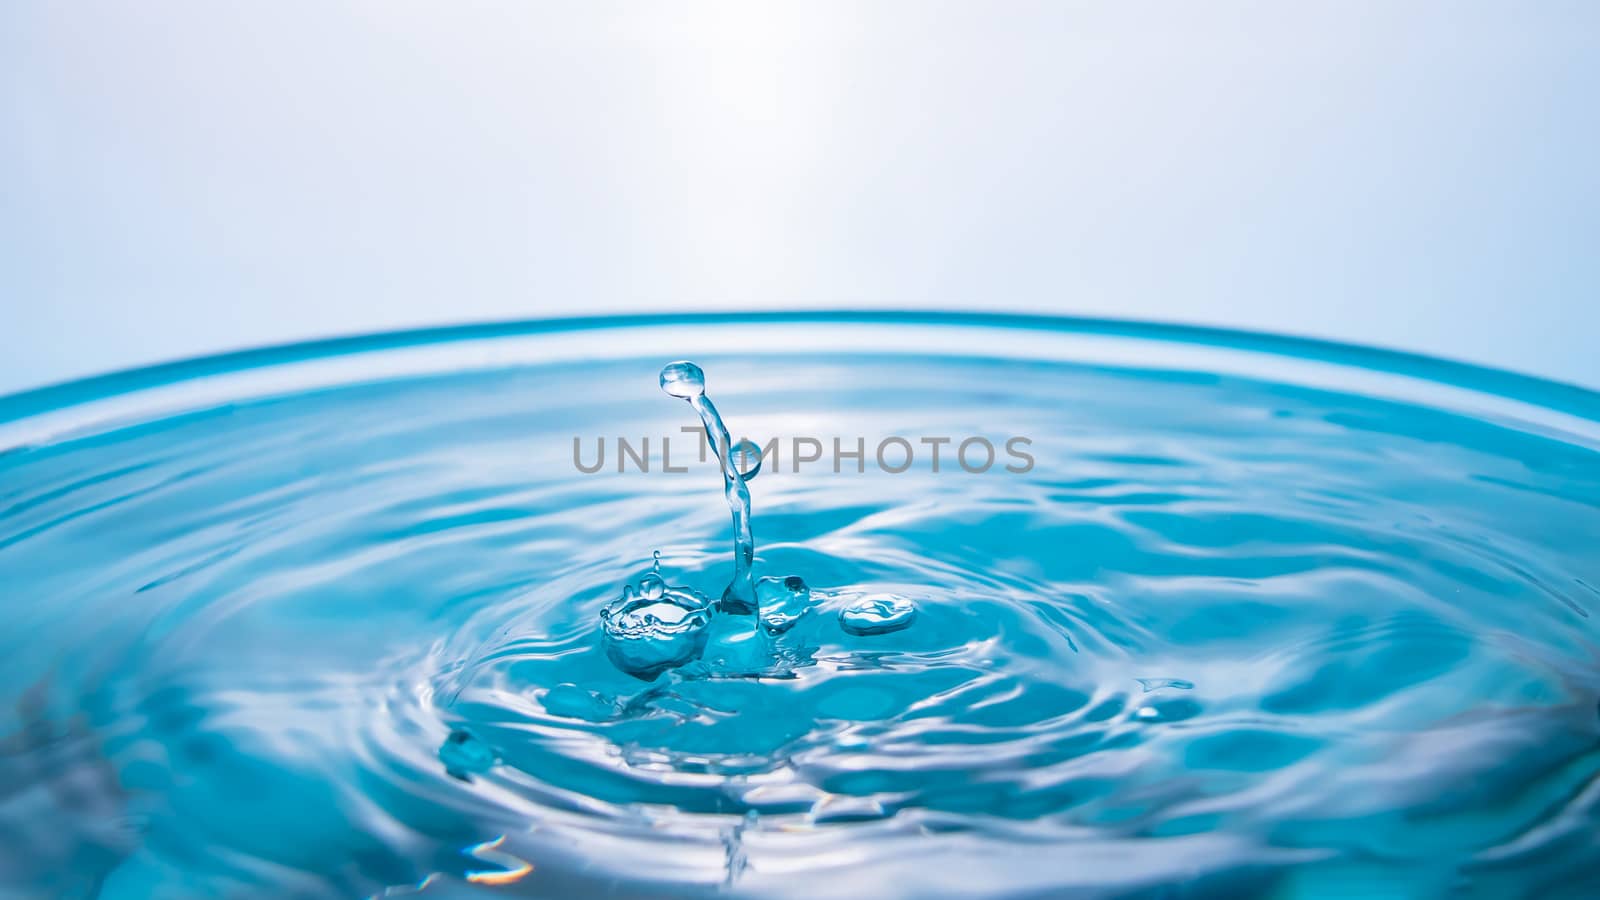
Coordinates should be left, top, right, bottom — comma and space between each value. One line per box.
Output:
660, 361, 759, 614
650, 362, 915, 662
594, 363, 921, 680
600, 555, 714, 680
594, 365, 798, 681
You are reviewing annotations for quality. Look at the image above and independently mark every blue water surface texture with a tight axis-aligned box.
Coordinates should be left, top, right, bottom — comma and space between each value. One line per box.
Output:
1, 313, 1598, 899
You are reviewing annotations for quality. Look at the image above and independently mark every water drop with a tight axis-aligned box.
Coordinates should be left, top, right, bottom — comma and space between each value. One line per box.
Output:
839, 593, 916, 636
757, 575, 811, 635
601, 573, 714, 680
439, 728, 497, 781
659, 360, 706, 398
731, 438, 763, 481
639, 572, 666, 601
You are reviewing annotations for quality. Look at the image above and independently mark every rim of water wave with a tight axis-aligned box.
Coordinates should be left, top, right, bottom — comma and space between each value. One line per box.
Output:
2, 311, 1598, 450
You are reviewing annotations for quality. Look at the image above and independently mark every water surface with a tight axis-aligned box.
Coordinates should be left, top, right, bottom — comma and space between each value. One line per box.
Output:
1, 314, 1598, 899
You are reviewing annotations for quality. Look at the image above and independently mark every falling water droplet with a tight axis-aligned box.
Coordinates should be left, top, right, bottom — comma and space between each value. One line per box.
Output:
839, 593, 917, 636
439, 728, 498, 781
757, 575, 811, 635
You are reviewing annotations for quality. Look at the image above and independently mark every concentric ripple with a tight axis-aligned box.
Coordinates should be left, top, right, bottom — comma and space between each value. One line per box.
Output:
1, 315, 1598, 899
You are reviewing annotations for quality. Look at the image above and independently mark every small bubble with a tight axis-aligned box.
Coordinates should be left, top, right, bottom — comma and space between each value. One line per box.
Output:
660, 361, 706, 398
839, 593, 916, 636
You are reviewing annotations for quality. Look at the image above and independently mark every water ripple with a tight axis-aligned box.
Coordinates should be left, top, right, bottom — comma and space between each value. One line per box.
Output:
0, 330, 1597, 897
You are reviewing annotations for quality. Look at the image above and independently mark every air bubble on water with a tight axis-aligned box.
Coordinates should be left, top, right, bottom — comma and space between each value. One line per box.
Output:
439, 728, 497, 782
1136, 678, 1195, 693
601, 566, 714, 680
757, 575, 811, 635
838, 593, 916, 636
659, 361, 706, 398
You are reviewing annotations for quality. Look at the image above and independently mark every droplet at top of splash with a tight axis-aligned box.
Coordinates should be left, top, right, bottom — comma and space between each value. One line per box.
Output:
659, 360, 706, 398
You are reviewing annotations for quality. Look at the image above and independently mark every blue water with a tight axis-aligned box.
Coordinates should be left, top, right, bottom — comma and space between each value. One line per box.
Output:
1, 314, 1598, 899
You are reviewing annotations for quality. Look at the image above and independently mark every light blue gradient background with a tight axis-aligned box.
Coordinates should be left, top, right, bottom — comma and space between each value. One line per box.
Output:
3, 1, 1596, 394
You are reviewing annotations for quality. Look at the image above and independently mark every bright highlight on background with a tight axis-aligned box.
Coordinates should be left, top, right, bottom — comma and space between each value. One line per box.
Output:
2, 1, 1596, 392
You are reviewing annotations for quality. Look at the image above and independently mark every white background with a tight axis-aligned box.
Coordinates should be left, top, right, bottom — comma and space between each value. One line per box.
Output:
3, 1, 1596, 394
